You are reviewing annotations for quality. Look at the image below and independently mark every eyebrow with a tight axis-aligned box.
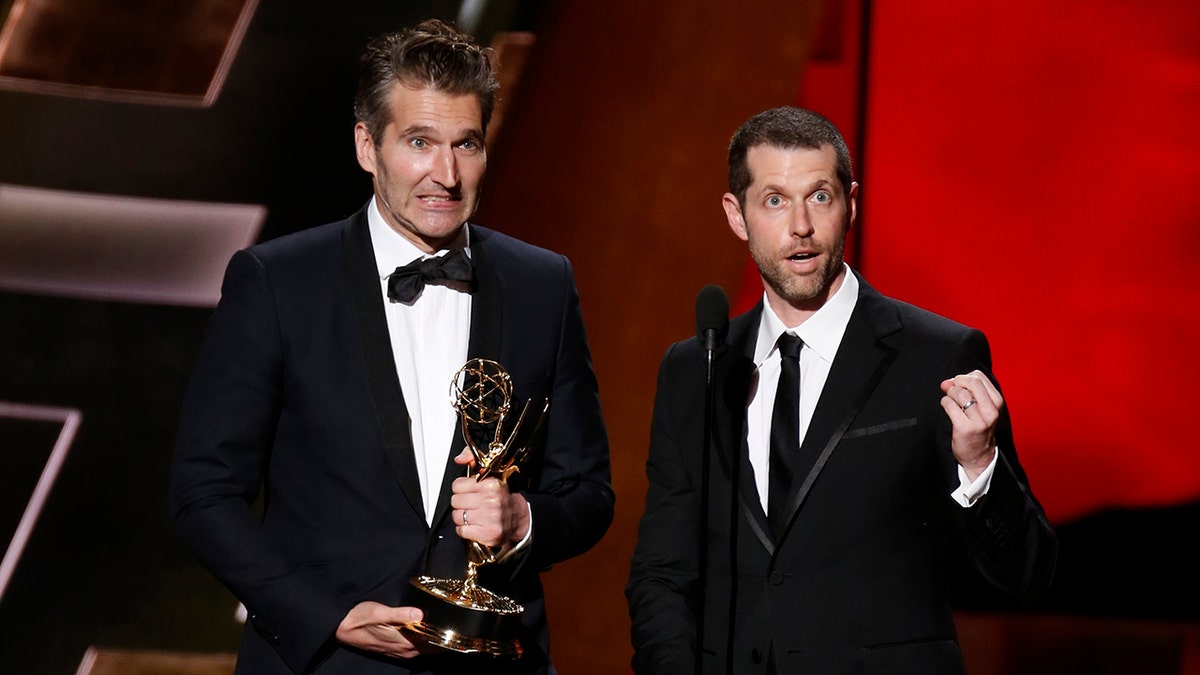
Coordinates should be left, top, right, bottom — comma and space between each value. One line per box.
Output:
757, 178, 837, 195
808, 179, 838, 194
400, 125, 484, 145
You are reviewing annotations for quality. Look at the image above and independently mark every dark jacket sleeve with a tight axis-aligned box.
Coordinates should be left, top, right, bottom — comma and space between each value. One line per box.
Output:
626, 342, 702, 674
520, 256, 615, 571
943, 328, 1058, 600
169, 249, 348, 673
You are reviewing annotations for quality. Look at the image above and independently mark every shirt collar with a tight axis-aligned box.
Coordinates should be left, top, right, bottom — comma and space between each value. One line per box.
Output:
367, 195, 471, 279
753, 263, 860, 366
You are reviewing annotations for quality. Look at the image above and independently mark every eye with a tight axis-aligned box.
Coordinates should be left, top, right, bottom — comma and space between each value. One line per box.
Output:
812, 190, 831, 204
765, 195, 784, 207
409, 137, 428, 150
457, 139, 481, 152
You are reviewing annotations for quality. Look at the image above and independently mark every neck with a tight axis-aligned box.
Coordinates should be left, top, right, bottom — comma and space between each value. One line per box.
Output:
763, 266, 846, 328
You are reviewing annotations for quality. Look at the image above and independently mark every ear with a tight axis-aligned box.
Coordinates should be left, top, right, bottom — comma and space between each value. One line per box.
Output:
354, 122, 377, 175
847, 181, 859, 227
722, 193, 749, 242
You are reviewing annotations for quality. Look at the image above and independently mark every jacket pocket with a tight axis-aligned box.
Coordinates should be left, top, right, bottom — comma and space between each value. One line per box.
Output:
863, 637, 965, 674
843, 417, 919, 440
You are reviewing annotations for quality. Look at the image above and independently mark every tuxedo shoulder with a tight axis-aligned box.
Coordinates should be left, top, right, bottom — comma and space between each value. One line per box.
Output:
469, 225, 574, 290
662, 306, 759, 364
869, 294, 991, 356
887, 296, 979, 337
663, 335, 704, 362
856, 273, 978, 339
246, 219, 345, 263
470, 224, 566, 265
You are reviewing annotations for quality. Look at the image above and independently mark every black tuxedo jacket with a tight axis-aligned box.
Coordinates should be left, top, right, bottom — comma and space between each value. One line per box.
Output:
627, 274, 1056, 674
171, 206, 613, 674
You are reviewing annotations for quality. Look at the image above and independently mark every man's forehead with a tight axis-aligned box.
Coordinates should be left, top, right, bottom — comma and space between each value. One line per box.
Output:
746, 144, 839, 187
747, 142, 836, 164
386, 83, 483, 132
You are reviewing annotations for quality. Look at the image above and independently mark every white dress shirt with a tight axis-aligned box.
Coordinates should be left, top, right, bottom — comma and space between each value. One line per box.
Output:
746, 264, 995, 514
368, 198, 471, 525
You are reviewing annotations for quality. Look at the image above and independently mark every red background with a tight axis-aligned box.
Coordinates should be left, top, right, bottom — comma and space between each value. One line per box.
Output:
740, 0, 1200, 524
864, 0, 1200, 523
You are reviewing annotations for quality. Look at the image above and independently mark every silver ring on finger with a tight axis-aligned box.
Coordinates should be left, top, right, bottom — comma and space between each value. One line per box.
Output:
462, 509, 469, 526
961, 399, 977, 412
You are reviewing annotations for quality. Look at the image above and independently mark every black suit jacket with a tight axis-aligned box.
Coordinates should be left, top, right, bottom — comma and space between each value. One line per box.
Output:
171, 206, 613, 674
627, 274, 1056, 674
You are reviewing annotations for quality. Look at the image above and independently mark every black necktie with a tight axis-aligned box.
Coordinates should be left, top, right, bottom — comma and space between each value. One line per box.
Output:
768, 332, 803, 539
386, 249, 473, 303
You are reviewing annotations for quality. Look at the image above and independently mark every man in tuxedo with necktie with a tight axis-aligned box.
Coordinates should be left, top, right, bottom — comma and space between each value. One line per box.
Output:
626, 107, 1056, 674
171, 19, 613, 675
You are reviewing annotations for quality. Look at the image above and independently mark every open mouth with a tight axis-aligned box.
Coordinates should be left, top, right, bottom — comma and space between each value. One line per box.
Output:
788, 252, 817, 262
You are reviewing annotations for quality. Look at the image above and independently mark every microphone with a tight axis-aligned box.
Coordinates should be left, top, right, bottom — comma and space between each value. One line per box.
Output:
695, 284, 729, 353
693, 283, 728, 675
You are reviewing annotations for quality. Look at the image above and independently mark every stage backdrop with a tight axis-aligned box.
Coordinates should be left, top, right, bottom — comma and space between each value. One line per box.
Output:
856, 0, 1200, 524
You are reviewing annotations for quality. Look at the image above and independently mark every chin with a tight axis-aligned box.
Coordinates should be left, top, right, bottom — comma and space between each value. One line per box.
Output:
418, 217, 467, 236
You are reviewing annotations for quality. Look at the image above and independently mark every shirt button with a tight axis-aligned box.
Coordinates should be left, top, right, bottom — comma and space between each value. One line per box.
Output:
769, 570, 785, 585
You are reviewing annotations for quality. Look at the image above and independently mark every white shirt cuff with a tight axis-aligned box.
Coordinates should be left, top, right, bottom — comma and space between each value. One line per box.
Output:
950, 448, 998, 507
492, 499, 534, 566
513, 499, 534, 550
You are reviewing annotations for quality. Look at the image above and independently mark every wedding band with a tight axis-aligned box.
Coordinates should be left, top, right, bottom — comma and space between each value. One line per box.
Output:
462, 510, 469, 525
962, 399, 977, 412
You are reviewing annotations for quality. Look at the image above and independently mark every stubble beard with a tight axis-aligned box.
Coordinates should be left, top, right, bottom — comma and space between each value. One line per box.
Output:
753, 234, 846, 308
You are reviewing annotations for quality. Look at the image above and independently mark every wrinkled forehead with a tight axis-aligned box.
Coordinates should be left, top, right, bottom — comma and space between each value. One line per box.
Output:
382, 83, 484, 134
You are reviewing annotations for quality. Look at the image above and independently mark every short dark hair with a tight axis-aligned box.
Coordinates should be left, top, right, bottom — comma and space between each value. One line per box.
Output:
354, 19, 499, 143
727, 107, 854, 206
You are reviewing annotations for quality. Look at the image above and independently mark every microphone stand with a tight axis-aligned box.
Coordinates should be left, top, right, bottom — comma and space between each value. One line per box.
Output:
697, 328, 716, 675
694, 284, 728, 674
725, 377, 739, 675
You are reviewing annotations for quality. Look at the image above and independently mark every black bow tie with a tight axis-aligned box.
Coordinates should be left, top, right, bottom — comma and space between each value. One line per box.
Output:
386, 249, 474, 303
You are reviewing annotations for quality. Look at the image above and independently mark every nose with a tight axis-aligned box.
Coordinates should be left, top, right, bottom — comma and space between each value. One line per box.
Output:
788, 207, 815, 237
431, 146, 460, 188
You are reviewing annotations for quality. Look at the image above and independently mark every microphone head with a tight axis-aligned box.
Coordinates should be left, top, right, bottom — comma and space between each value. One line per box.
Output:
695, 284, 730, 347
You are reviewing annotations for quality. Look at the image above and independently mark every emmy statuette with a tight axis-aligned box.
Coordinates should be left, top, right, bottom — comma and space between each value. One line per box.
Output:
406, 358, 548, 658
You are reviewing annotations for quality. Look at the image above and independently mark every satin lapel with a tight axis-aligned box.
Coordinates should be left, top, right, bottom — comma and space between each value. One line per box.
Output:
430, 224, 502, 529
775, 278, 901, 546
713, 304, 775, 554
343, 210, 426, 522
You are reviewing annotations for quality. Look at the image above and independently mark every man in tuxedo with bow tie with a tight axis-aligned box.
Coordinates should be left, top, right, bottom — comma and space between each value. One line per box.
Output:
171, 19, 613, 675
626, 107, 1056, 674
